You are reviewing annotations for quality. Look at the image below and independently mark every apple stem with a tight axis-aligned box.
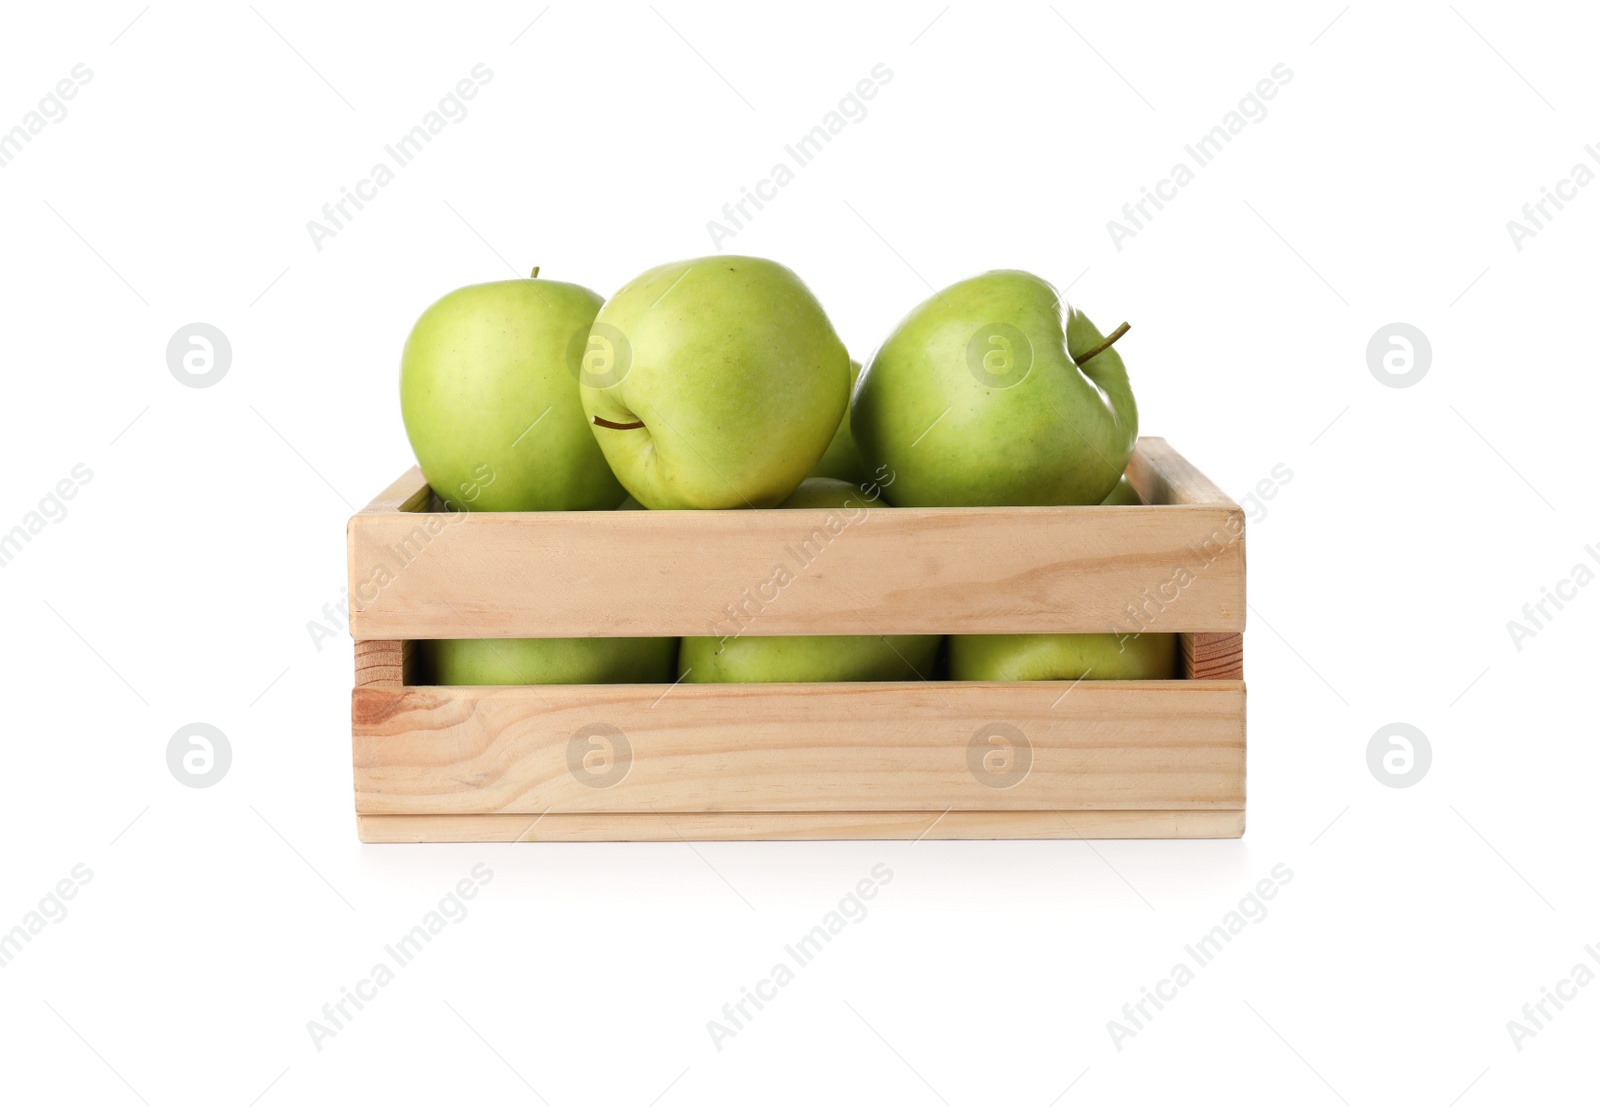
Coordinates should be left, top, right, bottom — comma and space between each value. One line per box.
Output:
529, 266, 540, 279
593, 416, 646, 431
1074, 321, 1130, 366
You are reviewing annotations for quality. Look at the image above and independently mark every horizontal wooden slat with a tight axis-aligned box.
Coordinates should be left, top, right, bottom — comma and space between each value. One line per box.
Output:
347, 442, 1244, 639
353, 680, 1245, 815
357, 809, 1246, 842
347, 504, 1245, 638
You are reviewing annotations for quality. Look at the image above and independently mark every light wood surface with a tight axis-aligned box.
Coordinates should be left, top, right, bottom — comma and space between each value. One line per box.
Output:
354, 639, 409, 687
1125, 437, 1240, 508
348, 438, 1247, 840
353, 680, 1245, 815
346, 439, 1245, 639
361, 468, 436, 513
1183, 632, 1245, 680
357, 809, 1247, 842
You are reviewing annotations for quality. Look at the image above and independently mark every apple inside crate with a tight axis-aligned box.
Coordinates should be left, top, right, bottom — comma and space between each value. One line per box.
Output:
347, 438, 1245, 842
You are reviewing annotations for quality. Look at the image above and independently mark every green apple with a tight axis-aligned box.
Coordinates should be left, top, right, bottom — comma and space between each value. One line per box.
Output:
401, 271, 624, 511
852, 270, 1137, 506
809, 359, 870, 487
1100, 477, 1143, 505
580, 256, 849, 509
682, 632, 940, 683
949, 631, 1177, 681
679, 478, 941, 681
423, 636, 677, 685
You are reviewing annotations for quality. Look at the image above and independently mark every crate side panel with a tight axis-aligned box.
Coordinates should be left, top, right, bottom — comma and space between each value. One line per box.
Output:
347, 503, 1245, 639
353, 681, 1246, 815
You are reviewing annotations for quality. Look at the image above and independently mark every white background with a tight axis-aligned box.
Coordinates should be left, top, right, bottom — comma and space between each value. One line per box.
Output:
1, 1, 1595, 1108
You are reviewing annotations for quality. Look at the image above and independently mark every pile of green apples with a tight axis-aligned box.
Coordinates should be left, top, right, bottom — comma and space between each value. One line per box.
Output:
400, 255, 1175, 687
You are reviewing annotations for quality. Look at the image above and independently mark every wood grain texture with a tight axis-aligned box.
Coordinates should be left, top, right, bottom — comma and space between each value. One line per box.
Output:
346, 440, 1245, 640
347, 440, 1247, 841
355, 640, 411, 687
357, 809, 1247, 842
353, 680, 1246, 815
1183, 632, 1244, 680
1125, 438, 1239, 508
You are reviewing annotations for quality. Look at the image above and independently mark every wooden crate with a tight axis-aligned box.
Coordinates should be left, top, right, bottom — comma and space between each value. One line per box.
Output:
348, 438, 1245, 842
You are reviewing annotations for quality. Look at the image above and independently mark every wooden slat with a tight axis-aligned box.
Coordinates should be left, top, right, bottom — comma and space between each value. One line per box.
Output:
1182, 632, 1244, 680
348, 504, 1245, 638
1125, 437, 1240, 508
355, 639, 411, 687
358, 809, 1246, 842
347, 442, 1244, 640
353, 680, 1245, 815
361, 466, 434, 513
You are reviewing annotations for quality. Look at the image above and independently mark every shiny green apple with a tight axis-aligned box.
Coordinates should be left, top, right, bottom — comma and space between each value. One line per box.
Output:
949, 631, 1177, 681
580, 256, 849, 509
852, 270, 1137, 506
679, 479, 941, 681
423, 636, 677, 685
400, 271, 624, 511
809, 359, 869, 487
